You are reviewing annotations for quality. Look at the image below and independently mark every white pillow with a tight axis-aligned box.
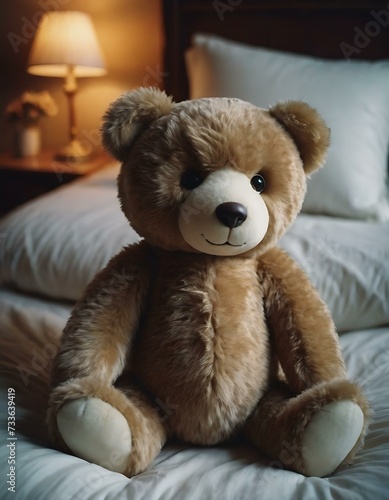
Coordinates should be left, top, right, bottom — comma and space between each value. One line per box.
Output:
280, 215, 389, 332
0, 164, 140, 301
186, 34, 389, 221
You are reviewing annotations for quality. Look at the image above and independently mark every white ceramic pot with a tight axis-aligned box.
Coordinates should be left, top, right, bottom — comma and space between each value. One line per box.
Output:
14, 126, 41, 157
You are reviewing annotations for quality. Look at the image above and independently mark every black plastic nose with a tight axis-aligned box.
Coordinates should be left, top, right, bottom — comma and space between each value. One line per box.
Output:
215, 202, 248, 228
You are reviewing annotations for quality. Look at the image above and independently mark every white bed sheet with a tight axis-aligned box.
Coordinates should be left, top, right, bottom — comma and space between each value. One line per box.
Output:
1, 288, 389, 500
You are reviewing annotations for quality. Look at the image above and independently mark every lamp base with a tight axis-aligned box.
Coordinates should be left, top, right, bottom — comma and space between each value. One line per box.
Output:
55, 139, 92, 162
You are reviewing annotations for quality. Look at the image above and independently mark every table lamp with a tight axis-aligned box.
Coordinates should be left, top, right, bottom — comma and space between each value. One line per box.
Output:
27, 11, 106, 161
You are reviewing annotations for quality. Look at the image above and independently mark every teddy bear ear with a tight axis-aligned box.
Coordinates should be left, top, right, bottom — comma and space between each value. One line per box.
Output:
269, 101, 330, 175
101, 87, 174, 161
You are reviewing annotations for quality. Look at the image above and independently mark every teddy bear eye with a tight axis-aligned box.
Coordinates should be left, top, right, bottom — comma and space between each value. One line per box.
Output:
250, 174, 265, 193
181, 170, 203, 190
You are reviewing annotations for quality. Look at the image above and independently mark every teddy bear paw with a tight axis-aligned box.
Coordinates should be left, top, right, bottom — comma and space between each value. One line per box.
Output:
57, 397, 132, 473
301, 400, 364, 477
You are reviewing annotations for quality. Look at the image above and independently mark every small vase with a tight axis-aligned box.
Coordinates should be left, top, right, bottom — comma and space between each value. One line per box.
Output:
13, 125, 41, 157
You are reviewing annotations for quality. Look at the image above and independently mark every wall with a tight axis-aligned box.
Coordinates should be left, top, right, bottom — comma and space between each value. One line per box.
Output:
0, 0, 163, 153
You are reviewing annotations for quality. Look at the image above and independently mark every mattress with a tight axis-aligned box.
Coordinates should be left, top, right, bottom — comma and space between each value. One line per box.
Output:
1, 165, 388, 499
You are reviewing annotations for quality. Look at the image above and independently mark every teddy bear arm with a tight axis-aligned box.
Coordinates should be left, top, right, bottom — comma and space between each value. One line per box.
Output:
260, 247, 347, 393
51, 242, 155, 387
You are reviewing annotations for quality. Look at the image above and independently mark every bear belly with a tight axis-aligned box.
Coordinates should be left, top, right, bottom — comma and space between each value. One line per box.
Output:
132, 255, 270, 444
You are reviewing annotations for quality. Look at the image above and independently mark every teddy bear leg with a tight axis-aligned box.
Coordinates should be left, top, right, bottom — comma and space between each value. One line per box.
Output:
48, 377, 166, 476
244, 379, 369, 477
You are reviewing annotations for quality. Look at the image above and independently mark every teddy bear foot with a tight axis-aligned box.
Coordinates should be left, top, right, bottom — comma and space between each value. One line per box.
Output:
302, 400, 364, 477
57, 397, 132, 474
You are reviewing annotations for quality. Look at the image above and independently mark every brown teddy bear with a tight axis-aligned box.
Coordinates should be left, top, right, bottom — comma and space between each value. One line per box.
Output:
48, 87, 369, 478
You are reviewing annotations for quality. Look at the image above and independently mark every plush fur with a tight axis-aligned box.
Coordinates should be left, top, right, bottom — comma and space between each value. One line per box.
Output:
48, 88, 369, 478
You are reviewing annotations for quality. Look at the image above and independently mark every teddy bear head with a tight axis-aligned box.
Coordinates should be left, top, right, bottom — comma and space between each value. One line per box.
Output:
102, 87, 329, 256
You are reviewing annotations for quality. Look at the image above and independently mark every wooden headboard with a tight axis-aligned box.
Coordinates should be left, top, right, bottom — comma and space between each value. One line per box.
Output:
163, 0, 389, 101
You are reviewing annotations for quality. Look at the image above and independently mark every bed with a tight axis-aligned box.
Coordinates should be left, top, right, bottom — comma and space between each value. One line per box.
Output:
1, 1, 389, 498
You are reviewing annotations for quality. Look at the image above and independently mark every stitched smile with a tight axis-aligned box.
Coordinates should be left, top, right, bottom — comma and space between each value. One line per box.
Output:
202, 234, 246, 247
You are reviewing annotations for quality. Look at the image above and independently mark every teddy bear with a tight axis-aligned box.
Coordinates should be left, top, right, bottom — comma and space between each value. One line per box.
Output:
47, 87, 369, 478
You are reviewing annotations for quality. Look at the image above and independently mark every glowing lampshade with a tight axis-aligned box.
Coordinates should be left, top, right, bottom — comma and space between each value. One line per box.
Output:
27, 11, 106, 161
28, 11, 106, 78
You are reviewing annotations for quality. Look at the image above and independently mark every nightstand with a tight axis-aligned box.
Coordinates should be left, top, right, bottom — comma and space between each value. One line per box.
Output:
0, 150, 112, 214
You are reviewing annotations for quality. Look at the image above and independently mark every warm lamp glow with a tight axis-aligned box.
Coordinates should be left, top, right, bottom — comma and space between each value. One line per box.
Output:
27, 11, 106, 77
27, 11, 106, 162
